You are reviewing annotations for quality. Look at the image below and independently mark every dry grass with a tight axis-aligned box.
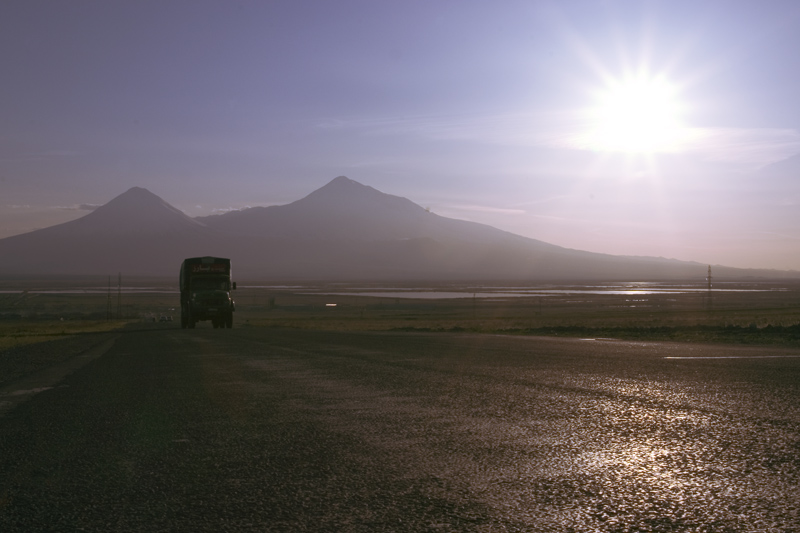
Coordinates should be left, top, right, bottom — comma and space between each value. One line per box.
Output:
234, 284, 800, 345
2, 280, 800, 347
0, 320, 130, 351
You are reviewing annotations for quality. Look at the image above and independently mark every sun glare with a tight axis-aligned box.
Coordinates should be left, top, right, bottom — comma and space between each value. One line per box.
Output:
584, 76, 689, 153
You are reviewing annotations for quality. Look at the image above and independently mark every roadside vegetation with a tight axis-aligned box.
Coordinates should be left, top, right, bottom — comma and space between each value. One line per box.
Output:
227, 282, 800, 347
0, 320, 129, 351
2, 280, 800, 349
0, 286, 144, 351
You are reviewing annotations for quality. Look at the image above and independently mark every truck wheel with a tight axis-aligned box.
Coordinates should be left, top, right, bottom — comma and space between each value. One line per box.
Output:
225, 312, 233, 329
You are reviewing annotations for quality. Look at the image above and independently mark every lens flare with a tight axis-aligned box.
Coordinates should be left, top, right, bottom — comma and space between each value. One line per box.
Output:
584, 76, 691, 153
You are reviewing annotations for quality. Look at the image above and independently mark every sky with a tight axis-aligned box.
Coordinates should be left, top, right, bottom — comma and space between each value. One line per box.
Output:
2, 0, 800, 271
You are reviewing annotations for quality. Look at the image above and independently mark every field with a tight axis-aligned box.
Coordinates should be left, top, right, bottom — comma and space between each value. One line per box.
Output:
2, 279, 800, 351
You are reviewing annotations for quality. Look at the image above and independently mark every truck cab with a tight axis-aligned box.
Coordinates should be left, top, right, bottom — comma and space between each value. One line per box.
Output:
180, 257, 236, 329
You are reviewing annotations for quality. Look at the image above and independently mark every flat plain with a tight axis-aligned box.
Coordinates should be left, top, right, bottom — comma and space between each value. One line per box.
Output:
1, 280, 799, 531
3, 279, 800, 346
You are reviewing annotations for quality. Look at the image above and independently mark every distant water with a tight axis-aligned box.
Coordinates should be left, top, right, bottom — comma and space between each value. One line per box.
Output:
0, 282, 786, 299
313, 282, 781, 300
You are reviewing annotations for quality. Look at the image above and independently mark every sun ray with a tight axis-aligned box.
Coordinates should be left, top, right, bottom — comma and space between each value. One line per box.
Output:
584, 74, 690, 153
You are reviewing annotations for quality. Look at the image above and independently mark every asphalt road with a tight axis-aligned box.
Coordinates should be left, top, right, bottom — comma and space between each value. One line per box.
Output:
1, 326, 799, 532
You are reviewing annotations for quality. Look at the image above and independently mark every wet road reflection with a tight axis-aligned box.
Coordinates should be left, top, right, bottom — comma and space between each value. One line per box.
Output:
230, 332, 799, 531
0, 329, 797, 531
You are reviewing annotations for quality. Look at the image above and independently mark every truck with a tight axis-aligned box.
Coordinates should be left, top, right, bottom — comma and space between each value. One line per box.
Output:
180, 256, 236, 329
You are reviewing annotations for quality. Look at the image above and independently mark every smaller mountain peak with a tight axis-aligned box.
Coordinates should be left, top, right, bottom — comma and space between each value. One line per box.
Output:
94, 187, 174, 214
97, 186, 162, 206
118, 186, 159, 198
324, 176, 362, 189
302, 176, 378, 202
75, 186, 203, 233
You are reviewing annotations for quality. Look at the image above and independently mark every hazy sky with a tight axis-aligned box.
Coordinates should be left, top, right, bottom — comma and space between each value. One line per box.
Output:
2, 0, 800, 270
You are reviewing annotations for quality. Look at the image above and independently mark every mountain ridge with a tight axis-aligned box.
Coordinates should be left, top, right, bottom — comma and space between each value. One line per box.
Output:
16, 187, 206, 237
0, 178, 797, 280
197, 176, 559, 248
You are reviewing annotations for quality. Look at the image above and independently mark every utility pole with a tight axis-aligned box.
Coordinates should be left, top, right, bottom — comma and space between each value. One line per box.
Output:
106, 275, 112, 321
117, 273, 122, 319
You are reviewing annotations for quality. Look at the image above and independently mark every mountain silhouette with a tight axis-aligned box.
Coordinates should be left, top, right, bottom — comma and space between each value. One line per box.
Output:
0, 187, 218, 276
0, 178, 796, 280
45, 187, 206, 236
197, 176, 552, 245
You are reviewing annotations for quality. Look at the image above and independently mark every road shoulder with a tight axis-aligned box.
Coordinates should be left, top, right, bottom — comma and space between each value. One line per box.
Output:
0, 334, 118, 418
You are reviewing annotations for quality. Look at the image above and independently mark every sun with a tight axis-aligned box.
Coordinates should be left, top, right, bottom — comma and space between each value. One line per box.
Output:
584, 75, 689, 153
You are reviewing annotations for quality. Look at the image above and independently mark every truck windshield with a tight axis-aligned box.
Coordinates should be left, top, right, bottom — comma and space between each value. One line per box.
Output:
192, 278, 230, 291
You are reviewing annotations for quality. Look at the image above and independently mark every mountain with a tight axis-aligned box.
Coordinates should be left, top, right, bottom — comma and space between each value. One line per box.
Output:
0, 187, 223, 276
46, 187, 205, 236
197, 176, 551, 245
0, 178, 797, 280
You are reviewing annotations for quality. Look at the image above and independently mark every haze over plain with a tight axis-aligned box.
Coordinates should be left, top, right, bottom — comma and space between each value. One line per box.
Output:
2, 1, 800, 270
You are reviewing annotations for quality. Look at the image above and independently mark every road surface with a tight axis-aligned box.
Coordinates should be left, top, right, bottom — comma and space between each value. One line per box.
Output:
1, 327, 799, 531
